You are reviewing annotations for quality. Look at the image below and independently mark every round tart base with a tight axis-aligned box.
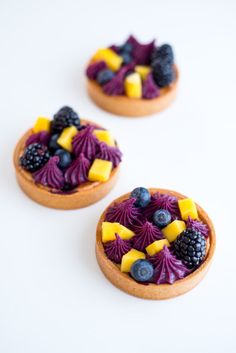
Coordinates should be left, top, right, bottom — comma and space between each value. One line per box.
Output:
13, 122, 120, 210
96, 188, 216, 300
87, 65, 179, 117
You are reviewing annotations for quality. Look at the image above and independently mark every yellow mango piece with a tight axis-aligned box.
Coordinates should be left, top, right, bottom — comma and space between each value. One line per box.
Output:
124, 73, 142, 99
101, 222, 135, 243
57, 126, 78, 152
88, 159, 112, 182
162, 220, 186, 243
92, 48, 123, 71
33, 117, 51, 133
93, 129, 115, 147
146, 239, 170, 256
178, 198, 198, 221
121, 249, 145, 272
135, 65, 151, 80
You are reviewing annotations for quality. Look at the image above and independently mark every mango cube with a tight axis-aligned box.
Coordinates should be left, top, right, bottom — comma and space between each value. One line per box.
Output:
121, 249, 145, 272
33, 117, 51, 133
102, 222, 135, 243
178, 198, 198, 221
88, 159, 112, 182
92, 48, 123, 71
57, 126, 78, 152
124, 73, 142, 99
146, 239, 170, 256
93, 129, 115, 147
162, 220, 186, 243
135, 65, 151, 80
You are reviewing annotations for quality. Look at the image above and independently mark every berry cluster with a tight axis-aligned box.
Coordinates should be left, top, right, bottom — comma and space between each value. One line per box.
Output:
86, 35, 176, 99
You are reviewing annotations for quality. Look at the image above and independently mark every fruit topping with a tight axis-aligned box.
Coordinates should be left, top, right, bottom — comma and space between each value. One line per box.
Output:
52, 106, 80, 133
146, 239, 170, 256
64, 153, 90, 187
153, 209, 171, 228
20, 143, 50, 172
105, 198, 141, 229
132, 221, 163, 252
135, 65, 151, 81
142, 73, 160, 99
96, 142, 122, 168
33, 117, 51, 133
162, 220, 186, 243
103, 63, 135, 96
54, 149, 72, 170
152, 59, 175, 88
72, 125, 98, 160
178, 198, 198, 221
130, 259, 154, 282
144, 192, 180, 220
33, 156, 64, 190
88, 159, 112, 182
130, 187, 151, 208
102, 222, 135, 243
120, 52, 132, 65
92, 48, 123, 71
150, 246, 190, 284
96, 69, 115, 85
104, 234, 132, 263
125, 35, 155, 65
86, 60, 107, 80
25, 131, 50, 147
57, 126, 78, 152
48, 133, 61, 152
119, 42, 133, 54
174, 230, 207, 269
121, 249, 145, 272
186, 217, 209, 238
124, 72, 142, 99
93, 129, 115, 147
151, 44, 174, 65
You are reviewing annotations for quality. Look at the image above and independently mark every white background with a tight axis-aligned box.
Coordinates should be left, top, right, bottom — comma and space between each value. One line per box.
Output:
0, 0, 236, 352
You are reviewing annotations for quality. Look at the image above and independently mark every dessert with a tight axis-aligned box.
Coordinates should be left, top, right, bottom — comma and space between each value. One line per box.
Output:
13, 106, 122, 209
86, 35, 179, 117
96, 188, 216, 299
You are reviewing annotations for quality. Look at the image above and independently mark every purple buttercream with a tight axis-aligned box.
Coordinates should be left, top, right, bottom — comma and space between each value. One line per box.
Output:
132, 221, 163, 252
64, 153, 90, 187
126, 35, 155, 65
104, 233, 132, 264
144, 192, 180, 220
142, 73, 160, 99
109, 45, 119, 53
25, 131, 50, 147
186, 217, 209, 238
149, 246, 190, 284
72, 126, 98, 160
103, 62, 135, 96
33, 156, 64, 190
96, 142, 122, 168
105, 198, 142, 229
86, 60, 107, 80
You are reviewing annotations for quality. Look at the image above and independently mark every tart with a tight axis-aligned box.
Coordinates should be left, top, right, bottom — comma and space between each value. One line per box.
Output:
13, 106, 122, 209
96, 187, 216, 299
86, 35, 179, 117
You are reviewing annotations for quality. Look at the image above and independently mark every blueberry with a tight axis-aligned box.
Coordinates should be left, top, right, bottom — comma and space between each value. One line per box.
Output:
54, 149, 72, 169
153, 209, 171, 228
130, 260, 154, 282
130, 187, 150, 207
120, 52, 132, 65
119, 42, 133, 53
49, 134, 60, 152
96, 69, 115, 85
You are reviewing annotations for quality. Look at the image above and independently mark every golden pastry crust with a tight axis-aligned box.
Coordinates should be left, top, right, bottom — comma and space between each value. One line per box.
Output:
96, 188, 216, 300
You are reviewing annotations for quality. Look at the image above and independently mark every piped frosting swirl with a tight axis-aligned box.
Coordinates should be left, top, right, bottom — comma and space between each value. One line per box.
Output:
72, 126, 98, 160
132, 221, 163, 251
64, 153, 90, 187
26, 131, 50, 147
33, 156, 64, 190
186, 217, 209, 238
144, 192, 180, 220
96, 142, 122, 168
104, 234, 132, 263
105, 198, 142, 229
103, 63, 135, 95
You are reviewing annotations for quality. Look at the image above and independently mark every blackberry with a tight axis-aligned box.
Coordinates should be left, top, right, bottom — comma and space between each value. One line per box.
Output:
20, 143, 50, 172
152, 59, 175, 88
52, 106, 80, 133
151, 44, 174, 65
174, 229, 207, 269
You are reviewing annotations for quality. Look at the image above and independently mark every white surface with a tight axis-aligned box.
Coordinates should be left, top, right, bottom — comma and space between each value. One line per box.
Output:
0, 0, 236, 352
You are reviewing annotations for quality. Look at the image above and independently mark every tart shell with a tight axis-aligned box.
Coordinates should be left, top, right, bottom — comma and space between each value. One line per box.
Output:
87, 65, 179, 117
96, 188, 216, 300
13, 121, 120, 209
